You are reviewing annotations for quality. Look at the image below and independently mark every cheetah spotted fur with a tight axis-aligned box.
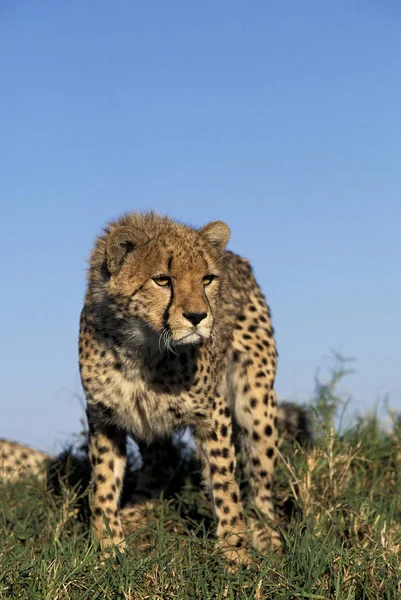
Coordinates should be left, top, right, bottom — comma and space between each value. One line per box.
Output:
0, 439, 50, 482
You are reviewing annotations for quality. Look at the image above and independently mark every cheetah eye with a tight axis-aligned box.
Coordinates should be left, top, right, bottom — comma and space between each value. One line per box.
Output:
203, 275, 216, 286
153, 275, 171, 287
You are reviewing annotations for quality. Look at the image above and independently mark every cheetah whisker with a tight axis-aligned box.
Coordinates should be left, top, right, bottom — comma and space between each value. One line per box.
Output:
158, 327, 168, 355
164, 329, 178, 356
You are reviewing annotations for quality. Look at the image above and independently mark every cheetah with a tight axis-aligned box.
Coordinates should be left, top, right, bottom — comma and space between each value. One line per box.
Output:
79, 211, 298, 564
0, 439, 50, 482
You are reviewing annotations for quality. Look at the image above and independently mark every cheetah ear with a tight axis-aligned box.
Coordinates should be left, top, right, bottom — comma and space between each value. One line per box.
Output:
106, 226, 149, 275
197, 221, 230, 253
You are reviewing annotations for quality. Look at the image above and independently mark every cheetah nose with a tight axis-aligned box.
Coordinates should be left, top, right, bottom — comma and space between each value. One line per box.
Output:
183, 312, 207, 326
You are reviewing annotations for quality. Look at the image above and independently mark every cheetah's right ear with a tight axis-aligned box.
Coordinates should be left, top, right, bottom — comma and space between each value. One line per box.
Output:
106, 226, 149, 275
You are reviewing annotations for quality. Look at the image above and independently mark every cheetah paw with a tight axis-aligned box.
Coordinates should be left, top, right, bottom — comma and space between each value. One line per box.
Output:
217, 535, 251, 570
248, 517, 281, 553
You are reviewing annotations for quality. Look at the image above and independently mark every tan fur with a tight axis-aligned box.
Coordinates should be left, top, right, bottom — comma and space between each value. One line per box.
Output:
79, 211, 282, 564
0, 439, 50, 482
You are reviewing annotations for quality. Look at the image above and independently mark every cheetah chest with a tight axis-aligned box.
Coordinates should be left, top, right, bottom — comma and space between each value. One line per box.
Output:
100, 366, 210, 443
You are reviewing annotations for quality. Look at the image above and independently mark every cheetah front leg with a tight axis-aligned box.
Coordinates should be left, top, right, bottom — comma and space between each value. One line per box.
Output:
87, 405, 127, 553
197, 397, 250, 566
230, 297, 282, 553
232, 359, 281, 552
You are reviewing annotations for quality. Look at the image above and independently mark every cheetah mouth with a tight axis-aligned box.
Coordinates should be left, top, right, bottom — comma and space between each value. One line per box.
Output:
173, 331, 203, 346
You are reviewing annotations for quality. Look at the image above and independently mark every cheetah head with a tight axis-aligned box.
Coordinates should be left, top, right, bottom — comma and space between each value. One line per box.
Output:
95, 214, 230, 348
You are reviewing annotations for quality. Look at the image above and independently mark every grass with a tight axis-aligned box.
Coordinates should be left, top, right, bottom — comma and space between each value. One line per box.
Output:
1, 357, 401, 599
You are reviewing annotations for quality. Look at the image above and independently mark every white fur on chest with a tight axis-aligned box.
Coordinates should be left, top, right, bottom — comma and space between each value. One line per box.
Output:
106, 369, 196, 443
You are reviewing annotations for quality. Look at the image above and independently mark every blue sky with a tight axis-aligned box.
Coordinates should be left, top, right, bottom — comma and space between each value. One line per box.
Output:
1, 1, 400, 451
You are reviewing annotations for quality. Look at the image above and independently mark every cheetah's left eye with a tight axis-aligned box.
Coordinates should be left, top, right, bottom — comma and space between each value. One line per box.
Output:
153, 276, 171, 287
203, 275, 216, 286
